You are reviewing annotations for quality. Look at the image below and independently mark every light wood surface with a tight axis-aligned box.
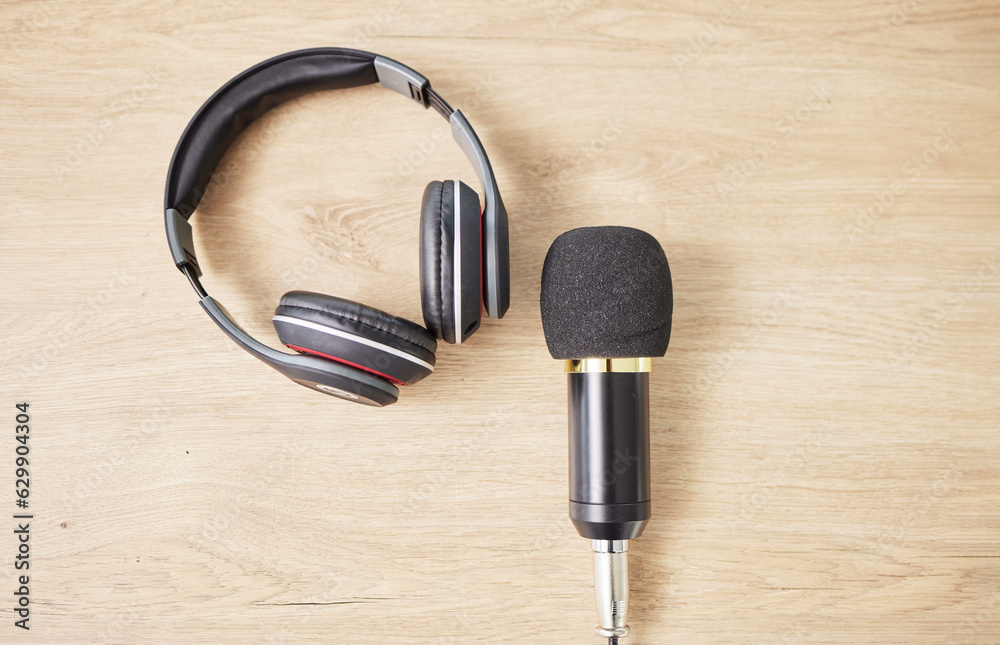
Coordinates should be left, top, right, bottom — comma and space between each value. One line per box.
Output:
2, 1, 998, 643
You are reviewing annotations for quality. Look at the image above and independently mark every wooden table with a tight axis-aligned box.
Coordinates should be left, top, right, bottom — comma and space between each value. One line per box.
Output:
2, 1, 998, 643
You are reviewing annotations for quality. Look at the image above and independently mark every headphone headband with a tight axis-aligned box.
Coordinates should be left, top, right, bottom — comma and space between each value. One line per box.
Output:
165, 48, 377, 214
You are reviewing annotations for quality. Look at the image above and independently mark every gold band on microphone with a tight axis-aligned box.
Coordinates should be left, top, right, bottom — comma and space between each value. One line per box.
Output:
564, 358, 652, 373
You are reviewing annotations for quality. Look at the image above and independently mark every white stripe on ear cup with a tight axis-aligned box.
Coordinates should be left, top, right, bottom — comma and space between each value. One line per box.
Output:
453, 179, 463, 345
272, 315, 435, 372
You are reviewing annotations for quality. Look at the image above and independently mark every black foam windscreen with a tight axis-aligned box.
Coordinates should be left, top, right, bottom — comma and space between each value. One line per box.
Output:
540, 226, 672, 359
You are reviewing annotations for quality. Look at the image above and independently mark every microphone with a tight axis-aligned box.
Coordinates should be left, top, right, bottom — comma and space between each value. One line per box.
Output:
539, 226, 672, 644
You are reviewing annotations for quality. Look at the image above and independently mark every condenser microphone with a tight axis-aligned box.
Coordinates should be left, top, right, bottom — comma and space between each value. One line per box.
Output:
539, 226, 672, 644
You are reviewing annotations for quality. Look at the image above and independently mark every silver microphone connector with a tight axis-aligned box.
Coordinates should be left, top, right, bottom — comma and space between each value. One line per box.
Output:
592, 539, 630, 640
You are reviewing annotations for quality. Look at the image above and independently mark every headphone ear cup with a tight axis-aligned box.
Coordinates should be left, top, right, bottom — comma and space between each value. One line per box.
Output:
420, 180, 482, 344
273, 291, 437, 386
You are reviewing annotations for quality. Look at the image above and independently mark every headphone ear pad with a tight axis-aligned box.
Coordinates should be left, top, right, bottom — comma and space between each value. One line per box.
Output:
420, 180, 449, 341
273, 291, 437, 386
420, 180, 482, 344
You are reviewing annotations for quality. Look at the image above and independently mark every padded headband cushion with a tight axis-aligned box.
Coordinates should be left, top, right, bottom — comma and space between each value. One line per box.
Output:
165, 48, 378, 215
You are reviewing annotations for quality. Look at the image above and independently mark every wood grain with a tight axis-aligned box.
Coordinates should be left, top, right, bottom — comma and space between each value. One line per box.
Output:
1, 0, 998, 643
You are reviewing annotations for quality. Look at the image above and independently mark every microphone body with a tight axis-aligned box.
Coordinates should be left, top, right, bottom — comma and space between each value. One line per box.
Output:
540, 226, 672, 644
568, 364, 651, 541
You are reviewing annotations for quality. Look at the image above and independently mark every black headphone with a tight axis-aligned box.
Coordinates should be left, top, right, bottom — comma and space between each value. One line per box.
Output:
164, 48, 510, 407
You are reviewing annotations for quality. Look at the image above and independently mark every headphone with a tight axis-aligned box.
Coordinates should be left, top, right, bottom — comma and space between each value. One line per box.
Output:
164, 48, 510, 407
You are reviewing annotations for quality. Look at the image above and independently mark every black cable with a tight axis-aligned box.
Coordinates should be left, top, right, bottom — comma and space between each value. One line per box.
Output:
609, 638, 618, 645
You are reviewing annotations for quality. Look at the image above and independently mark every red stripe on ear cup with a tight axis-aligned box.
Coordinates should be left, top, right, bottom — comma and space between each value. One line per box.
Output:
479, 200, 484, 316
285, 344, 407, 386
